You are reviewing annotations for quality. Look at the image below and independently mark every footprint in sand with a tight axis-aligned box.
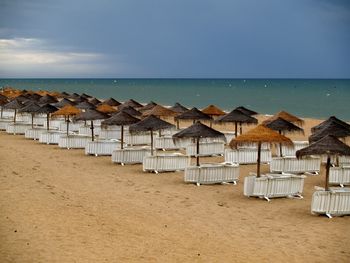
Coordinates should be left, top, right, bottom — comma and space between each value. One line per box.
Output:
12, 171, 19, 175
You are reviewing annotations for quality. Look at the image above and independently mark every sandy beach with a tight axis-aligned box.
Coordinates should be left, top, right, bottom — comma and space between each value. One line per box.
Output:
0, 116, 349, 263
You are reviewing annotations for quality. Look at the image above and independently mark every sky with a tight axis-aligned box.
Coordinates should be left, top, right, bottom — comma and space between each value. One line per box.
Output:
0, 0, 349, 78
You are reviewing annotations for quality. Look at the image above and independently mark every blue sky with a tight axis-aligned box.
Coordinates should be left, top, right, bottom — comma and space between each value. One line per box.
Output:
0, 0, 349, 78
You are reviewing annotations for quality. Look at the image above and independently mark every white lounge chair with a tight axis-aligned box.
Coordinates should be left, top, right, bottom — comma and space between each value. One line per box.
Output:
224, 148, 271, 164
58, 134, 91, 149
184, 163, 240, 185
244, 173, 306, 201
85, 139, 123, 156
143, 153, 190, 173
39, 130, 68, 144
25, 127, 49, 140
112, 147, 151, 165
78, 125, 101, 136
276, 141, 309, 157
186, 142, 225, 157
311, 187, 350, 218
270, 156, 321, 174
154, 136, 179, 150
6, 123, 32, 135
329, 166, 350, 187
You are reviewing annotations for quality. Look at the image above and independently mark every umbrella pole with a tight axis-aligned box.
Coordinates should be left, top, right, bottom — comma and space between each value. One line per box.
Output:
1, 107, 3, 118
279, 130, 283, 157
196, 137, 200, 166
210, 120, 212, 128
31, 113, 34, 129
159, 129, 162, 137
235, 122, 237, 137
257, 142, 261, 177
176, 119, 179, 129
46, 113, 50, 131
66, 116, 70, 136
91, 120, 94, 141
239, 122, 242, 134
121, 125, 124, 150
325, 155, 330, 191
150, 130, 154, 156
14, 109, 17, 123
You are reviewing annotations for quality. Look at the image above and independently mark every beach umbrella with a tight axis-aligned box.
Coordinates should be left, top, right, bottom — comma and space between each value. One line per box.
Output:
76, 100, 96, 110
296, 135, 350, 190
139, 101, 158, 112
70, 93, 81, 100
175, 107, 212, 129
14, 94, 30, 103
230, 125, 293, 177
117, 105, 142, 117
89, 97, 101, 105
39, 94, 58, 105
309, 121, 350, 143
129, 115, 175, 155
311, 116, 350, 134
216, 109, 258, 137
18, 101, 41, 128
265, 117, 304, 156
74, 109, 109, 141
101, 111, 140, 149
235, 106, 258, 116
0, 97, 9, 118
121, 99, 143, 109
53, 98, 76, 108
3, 99, 25, 123
96, 103, 118, 114
142, 105, 177, 118
173, 121, 226, 166
0, 93, 8, 100
72, 95, 88, 103
263, 111, 304, 126
52, 105, 81, 136
103, 97, 121, 106
81, 93, 92, 99
28, 93, 42, 101
60, 91, 71, 98
36, 104, 58, 131
170, 102, 188, 114
201, 104, 226, 127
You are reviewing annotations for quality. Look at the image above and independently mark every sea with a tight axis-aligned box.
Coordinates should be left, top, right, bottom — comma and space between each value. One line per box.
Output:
0, 78, 349, 120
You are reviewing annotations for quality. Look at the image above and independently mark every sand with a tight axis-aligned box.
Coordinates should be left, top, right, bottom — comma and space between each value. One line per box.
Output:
0, 116, 349, 263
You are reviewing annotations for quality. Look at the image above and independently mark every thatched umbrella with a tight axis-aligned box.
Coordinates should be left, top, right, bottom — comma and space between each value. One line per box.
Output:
142, 105, 177, 118
235, 106, 258, 116
28, 93, 42, 102
81, 93, 92, 99
73, 96, 88, 103
36, 104, 58, 131
74, 109, 109, 141
52, 105, 81, 136
263, 111, 304, 126
60, 91, 71, 98
201, 104, 226, 127
103, 97, 121, 106
265, 117, 304, 156
175, 107, 212, 129
170, 102, 188, 114
70, 93, 81, 100
89, 97, 101, 105
121, 99, 143, 109
3, 99, 25, 123
309, 121, 350, 143
129, 115, 175, 155
14, 94, 30, 103
96, 103, 118, 114
0, 97, 9, 118
311, 116, 350, 134
173, 121, 226, 166
76, 100, 96, 110
117, 105, 142, 117
0, 93, 8, 100
230, 125, 293, 177
18, 101, 41, 128
296, 135, 350, 190
53, 98, 76, 108
216, 109, 258, 137
139, 101, 158, 112
39, 94, 58, 105
101, 111, 140, 149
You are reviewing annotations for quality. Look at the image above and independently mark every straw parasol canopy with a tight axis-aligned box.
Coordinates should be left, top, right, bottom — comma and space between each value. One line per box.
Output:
309, 121, 350, 143
96, 103, 117, 114
202, 104, 226, 116
311, 116, 350, 134
0, 97, 9, 118
18, 101, 41, 128
89, 97, 101, 105
60, 91, 71, 98
142, 105, 177, 118
3, 99, 25, 123
28, 93, 42, 101
235, 106, 258, 116
53, 98, 76, 108
216, 109, 258, 137
14, 94, 30, 103
52, 105, 82, 136
74, 109, 110, 141
129, 115, 175, 155
263, 111, 304, 126
0, 93, 8, 100
173, 121, 226, 166
230, 125, 293, 177
175, 107, 212, 123
81, 93, 92, 99
139, 101, 158, 112
103, 97, 121, 106
117, 105, 142, 117
121, 99, 143, 109
170, 102, 188, 114
101, 111, 140, 149
296, 135, 350, 190
76, 100, 96, 110
36, 104, 58, 131
73, 96, 88, 103
39, 94, 58, 104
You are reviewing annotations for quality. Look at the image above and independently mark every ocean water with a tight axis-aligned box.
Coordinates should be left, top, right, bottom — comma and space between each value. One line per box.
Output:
0, 78, 349, 120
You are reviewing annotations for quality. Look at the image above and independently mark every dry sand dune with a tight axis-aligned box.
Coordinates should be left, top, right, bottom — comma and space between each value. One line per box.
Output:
0, 117, 349, 262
